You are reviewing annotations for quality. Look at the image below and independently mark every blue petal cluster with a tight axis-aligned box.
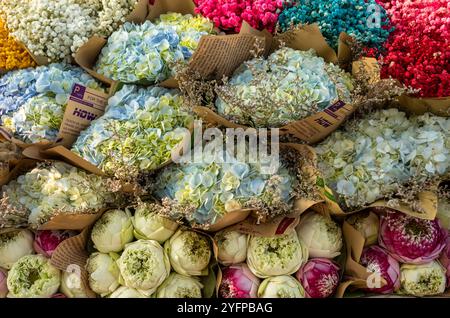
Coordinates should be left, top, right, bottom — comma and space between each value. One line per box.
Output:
1, 63, 102, 142
278, 0, 392, 49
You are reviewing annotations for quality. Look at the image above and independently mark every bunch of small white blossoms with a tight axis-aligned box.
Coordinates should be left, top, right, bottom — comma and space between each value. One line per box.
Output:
215, 47, 354, 128
0, 162, 120, 228
0, 0, 138, 62
315, 108, 450, 210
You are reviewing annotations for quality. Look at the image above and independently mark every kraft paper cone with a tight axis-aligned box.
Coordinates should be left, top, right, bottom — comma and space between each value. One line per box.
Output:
74, 0, 200, 87
398, 95, 450, 117
191, 26, 360, 144
227, 214, 300, 237
51, 228, 97, 298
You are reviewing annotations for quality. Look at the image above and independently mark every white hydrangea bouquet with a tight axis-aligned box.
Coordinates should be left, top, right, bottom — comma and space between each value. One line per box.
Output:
95, 13, 215, 84
315, 108, 450, 210
0, 162, 119, 228
72, 85, 193, 180
215, 47, 354, 128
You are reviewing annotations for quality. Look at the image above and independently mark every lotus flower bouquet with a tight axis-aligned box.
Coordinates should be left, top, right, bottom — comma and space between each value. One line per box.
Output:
315, 108, 450, 210
215, 47, 354, 128
0, 0, 139, 62
154, 138, 299, 228
1, 63, 102, 143
278, 0, 391, 50
95, 13, 215, 84
7, 254, 61, 298
0, 162, 119, 228
72, 85, 193, 180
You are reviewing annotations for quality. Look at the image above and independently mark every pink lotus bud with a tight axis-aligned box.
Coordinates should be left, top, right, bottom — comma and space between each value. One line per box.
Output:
34, 230, 76, 257
295, 258, 340, 298
0, 268, 7, 298
379, 212, 447, 264
360, 245, 400, 294
219, 263, 260, 298
439, 236, 450, 287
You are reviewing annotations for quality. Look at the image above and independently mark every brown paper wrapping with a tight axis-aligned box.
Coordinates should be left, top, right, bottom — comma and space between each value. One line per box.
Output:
51, 228, 97, 298
38, 208, 107, 231
191, 24, 359, 144
75, 0, 199, 87
398, 95, 450, 117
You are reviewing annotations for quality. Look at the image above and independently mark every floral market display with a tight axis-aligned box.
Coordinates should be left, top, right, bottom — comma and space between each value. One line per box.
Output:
83, 211, 213, 298
0, 63, 102, 143
0, 19, 36, 71
95, 13, 216, 84
315, 108, 450, 211
0, 0, 139, 62
0, 162, 119, 228
278, 0, 391, 50
217, 213, 343, 299
72, 85, 193, 180
153, 137, 303, 228
193, 0, 282, 33
1, 0, 450, 300
378, 0, 450, 98
345, 210, 449, 296
215, 47, 354, 128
